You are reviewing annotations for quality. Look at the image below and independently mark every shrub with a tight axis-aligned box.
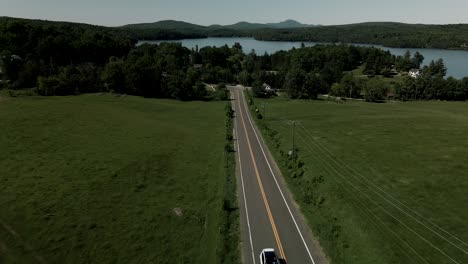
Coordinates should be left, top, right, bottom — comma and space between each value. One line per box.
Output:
37, 76, 65, 96
363, 78, 389, 102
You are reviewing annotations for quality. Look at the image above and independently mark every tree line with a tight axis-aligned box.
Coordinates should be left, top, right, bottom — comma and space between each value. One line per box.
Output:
1, 17, 468, 102
0, 17, 134, 89
120, 20, 468, 50
253, 23, 468, 50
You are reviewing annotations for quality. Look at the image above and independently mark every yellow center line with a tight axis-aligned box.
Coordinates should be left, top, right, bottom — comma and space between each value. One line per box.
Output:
236, 90, 287, 260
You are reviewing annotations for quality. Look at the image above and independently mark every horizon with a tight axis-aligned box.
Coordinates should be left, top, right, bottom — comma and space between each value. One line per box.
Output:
1, 16, 468, 28
1, 0, 468, 27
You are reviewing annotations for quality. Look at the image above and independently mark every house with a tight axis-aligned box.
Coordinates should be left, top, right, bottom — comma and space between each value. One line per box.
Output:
261, 83, 277, 96
409, 69, 422, 78
263, 83, 276, 92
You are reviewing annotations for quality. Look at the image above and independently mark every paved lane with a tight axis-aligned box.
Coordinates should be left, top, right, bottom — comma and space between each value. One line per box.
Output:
231, 87, 328, 264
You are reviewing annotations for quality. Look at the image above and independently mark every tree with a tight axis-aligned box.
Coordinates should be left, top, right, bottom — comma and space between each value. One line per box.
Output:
363, 48, 393, 76
0, 51, 22, 84
423, 59, 447, 77
238, 71, 252, 86
461, 77, 468, 100
16, 59, 40, 88
167, 70, 187, 100
37, 76, 65, 96
395, 78, 416, 101
328, 74, 362, 98
412, 52, 424, 69
193, 81, 207, 99
101, 57, 127, 93
284, 68, 306, 99
396, 50, 413, 72
75, 63, 102, 93
363, 78, 388, 102
340, 74, 362, 98
183, 69, 207, 99
304, 73, 325, 99
252, 79, 265, 98
330, 83, 346, 97
320, 64, 342, 87
243, 50, 257, 73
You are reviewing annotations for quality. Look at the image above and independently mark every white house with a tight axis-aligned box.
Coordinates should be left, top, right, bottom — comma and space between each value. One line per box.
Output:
263, 83, 276, 92
409, 69, 422, 78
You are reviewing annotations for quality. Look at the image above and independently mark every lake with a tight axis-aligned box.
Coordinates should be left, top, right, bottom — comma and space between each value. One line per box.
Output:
139, 37, 468, 79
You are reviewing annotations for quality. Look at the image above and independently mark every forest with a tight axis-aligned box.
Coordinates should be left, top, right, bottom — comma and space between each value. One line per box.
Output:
1, 17, 468, 102
252, 22, 468, 50
120, 20, 468, 50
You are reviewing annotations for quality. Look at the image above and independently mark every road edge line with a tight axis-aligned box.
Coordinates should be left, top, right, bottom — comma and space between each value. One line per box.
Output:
237, 90, 286, 260
233, 91, 256, 264
240, 90, 317, 264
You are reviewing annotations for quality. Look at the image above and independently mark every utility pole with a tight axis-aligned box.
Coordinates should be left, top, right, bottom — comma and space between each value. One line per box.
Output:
262, 103, 266, 120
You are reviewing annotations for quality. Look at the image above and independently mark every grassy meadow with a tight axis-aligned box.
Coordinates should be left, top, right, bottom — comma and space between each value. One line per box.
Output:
253, 95, 468, 264
0, 92, 235, 264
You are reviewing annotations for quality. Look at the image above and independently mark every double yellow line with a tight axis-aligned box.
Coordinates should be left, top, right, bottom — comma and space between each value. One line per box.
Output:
236, 90, 286, 260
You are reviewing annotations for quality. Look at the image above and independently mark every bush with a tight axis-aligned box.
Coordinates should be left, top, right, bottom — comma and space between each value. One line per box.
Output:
225, 104, 234, 118
363, 78, 389, 102
7, 89, 37, 97
37, 76, 66, 96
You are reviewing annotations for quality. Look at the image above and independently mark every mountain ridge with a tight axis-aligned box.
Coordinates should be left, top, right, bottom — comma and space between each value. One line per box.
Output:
121, 19, 319, 30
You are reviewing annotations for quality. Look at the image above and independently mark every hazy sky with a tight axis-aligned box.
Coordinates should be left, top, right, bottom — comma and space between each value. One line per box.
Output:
1, 0, 468, 26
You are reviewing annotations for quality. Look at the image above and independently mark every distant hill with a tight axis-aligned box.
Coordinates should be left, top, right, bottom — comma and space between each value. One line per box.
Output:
120, 20, 205, 30
219, 21, 268, 30
118, 19, 468, 49
219, 20, 316, 30
122, 19, 316, 30
2, 16, 468, 50
267, 19, 316, 28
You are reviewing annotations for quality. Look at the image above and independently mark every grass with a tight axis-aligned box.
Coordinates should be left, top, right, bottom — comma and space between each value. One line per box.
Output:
0, 92, 238, 264
349, 65, 406, 89
251, 94, 468, 264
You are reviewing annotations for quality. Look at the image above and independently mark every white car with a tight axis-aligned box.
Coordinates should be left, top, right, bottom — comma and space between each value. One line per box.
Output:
259, 248, 280, 264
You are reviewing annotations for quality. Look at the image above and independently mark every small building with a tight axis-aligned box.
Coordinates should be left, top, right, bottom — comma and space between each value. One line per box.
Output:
263, 83, 276, 92
261, 83, 277, 96
409, 69, 422, 78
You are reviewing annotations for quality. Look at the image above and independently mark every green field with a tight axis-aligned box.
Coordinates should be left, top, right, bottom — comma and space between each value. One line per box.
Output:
253, 96, 468, 264
0, 93, 236, 263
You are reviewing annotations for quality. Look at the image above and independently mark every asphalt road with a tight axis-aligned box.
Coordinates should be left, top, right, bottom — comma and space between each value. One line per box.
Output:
230, 87, 328, 264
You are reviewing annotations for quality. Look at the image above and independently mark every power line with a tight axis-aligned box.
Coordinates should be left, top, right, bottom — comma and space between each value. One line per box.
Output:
267, 116, 466, 262
292, 130, 430, 264
296, 122, 468, 255
292, 127, 462, 264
